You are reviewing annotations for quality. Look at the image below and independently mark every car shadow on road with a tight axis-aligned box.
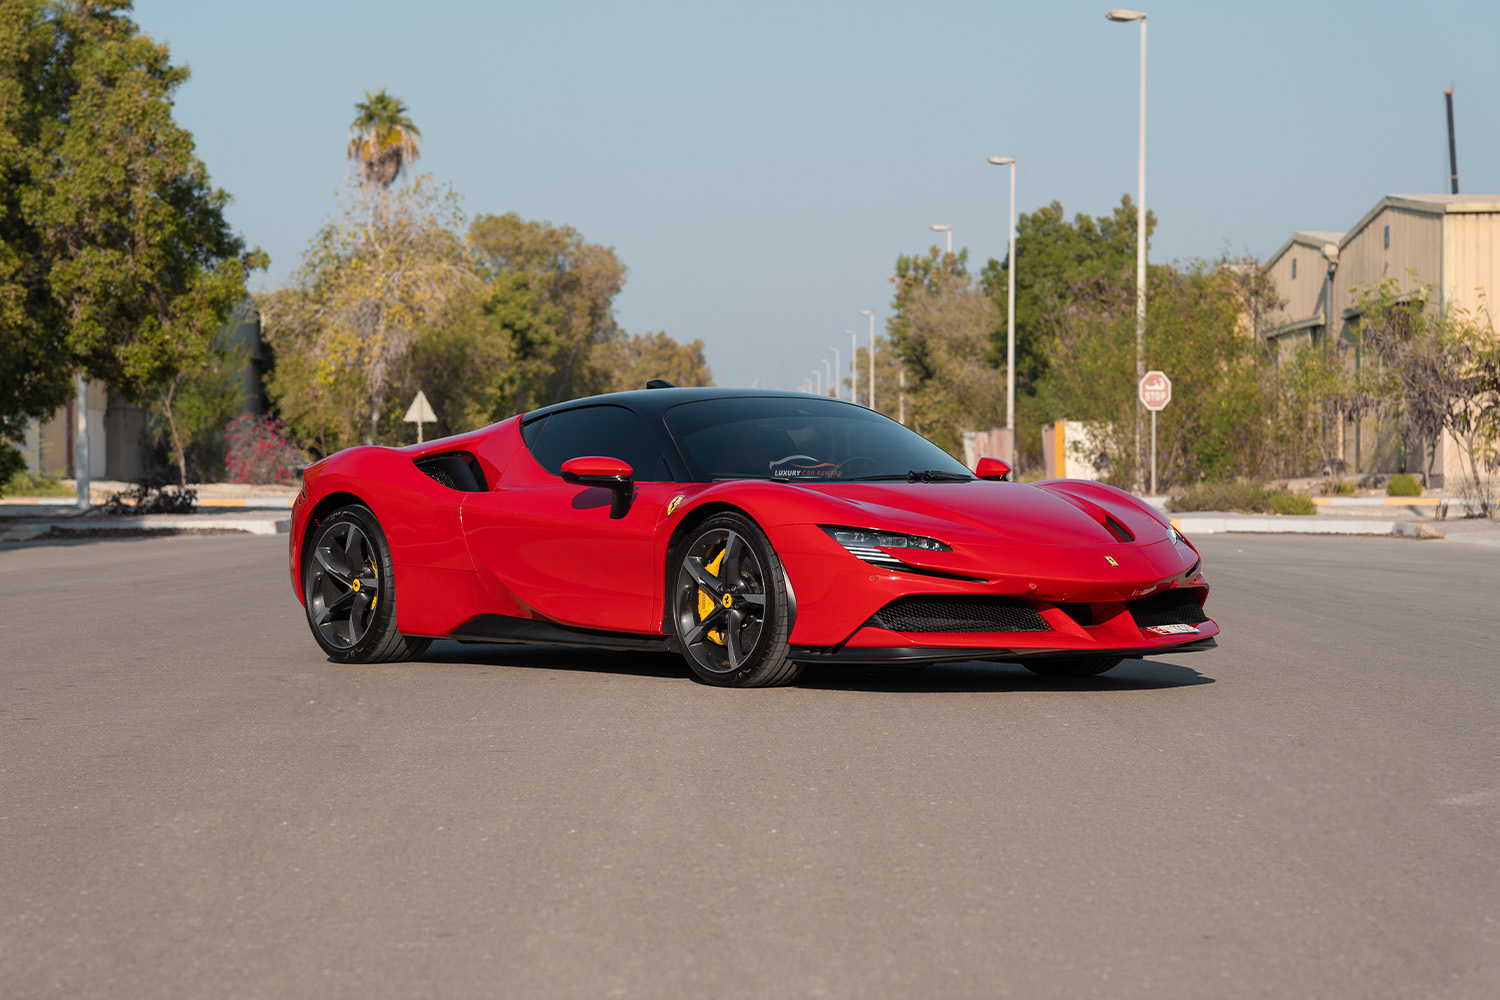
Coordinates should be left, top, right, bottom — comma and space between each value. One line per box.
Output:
795, 657, 1216, 693
419, 641, 1214, 692
420, 640, 688, 680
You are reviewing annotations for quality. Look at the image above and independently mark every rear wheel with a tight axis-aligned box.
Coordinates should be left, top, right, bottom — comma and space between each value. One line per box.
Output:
303, 505, 430, 663
672, 514, 800, 687
1020, 656, 1123, 677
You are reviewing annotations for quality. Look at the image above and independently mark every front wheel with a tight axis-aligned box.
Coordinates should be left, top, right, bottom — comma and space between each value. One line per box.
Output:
671, 513, 801, 687
1020, 656, 1123, 677
303, 505, 431, 663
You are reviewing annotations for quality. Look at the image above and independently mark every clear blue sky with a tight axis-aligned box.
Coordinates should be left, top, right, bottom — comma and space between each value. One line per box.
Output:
134, 0, 1499, 392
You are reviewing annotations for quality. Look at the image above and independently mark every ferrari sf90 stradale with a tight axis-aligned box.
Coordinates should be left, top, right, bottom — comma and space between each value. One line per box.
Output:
291, 385, 1216, 686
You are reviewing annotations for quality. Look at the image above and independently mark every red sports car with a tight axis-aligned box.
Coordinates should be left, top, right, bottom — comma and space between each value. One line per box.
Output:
290, 385, 1217, 686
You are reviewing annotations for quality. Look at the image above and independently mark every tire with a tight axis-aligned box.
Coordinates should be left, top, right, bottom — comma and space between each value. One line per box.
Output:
671, 513, 801, 687
303, 505, 431, 663
1020, 656, 1123, 677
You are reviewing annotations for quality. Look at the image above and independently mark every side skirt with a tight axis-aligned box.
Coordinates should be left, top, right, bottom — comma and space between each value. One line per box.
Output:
450, 614, 681, 654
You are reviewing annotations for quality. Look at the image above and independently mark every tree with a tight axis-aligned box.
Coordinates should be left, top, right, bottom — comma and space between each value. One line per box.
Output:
0, 0, 263, 484
886, 246, 1003, 457
260, 179, 478, 451
348, 88, 421, 193
405, 271, 560, 440
592, 331, 714, 393
850, 335, 901, 418
980, 196, 1154, 400
467, 212, 627, 409
1351, 280, 1500, 512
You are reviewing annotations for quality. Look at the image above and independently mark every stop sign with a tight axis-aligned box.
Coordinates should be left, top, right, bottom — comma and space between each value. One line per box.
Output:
1139, 370, 1171, 411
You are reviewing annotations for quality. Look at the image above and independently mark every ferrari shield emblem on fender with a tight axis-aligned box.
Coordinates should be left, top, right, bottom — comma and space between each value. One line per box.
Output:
667, 495, 685, 516
1104, 555, 1119, 566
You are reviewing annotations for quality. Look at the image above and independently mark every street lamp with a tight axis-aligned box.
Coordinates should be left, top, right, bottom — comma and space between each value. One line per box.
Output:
1107, 6, 1148, 491
826, 347, 841, 400
842, 330, 858, 405
988, 156, 1017, 441
820, 357, 832, 398
929, 223, 952, 256
859, 310, 876, 411
810, 368, 822, 396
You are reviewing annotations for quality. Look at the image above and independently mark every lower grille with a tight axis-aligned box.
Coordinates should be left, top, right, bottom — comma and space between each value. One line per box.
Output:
869, 596, 1053, 634
1128, 590, 1208, 628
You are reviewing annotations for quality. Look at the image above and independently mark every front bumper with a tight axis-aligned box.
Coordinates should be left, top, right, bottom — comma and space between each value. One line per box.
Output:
790, 633, 1218, 666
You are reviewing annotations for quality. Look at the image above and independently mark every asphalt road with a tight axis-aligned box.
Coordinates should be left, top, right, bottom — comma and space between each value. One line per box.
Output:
2, 532, 1497, 999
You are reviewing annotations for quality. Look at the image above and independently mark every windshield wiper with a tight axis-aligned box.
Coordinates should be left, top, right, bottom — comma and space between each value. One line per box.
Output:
848, 469, 974, 483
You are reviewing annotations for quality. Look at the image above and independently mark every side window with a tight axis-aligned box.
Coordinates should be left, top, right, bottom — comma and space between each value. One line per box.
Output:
524, 405, 670, 481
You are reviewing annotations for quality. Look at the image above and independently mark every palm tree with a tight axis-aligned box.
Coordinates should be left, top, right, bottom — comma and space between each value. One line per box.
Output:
347, 88, 421, 191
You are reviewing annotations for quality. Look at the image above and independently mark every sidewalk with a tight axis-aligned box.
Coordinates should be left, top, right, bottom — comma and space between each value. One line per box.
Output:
0, 480, 295, 543
1137, 498, 1500, 548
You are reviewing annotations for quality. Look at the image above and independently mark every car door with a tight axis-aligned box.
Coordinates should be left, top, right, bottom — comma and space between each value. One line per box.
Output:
461, 404, 677, 634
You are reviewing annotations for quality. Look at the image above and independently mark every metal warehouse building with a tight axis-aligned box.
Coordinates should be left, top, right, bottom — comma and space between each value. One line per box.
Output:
1263, 194, 1500, 485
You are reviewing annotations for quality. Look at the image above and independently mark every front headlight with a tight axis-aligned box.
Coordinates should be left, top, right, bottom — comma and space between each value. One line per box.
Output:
821, 525, 951, 567
1168, 524, 1189, 546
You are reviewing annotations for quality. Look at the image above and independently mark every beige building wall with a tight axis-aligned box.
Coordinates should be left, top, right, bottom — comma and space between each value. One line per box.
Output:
1442, 209, 1500, 320
1264, 235, 1341, 329
1333, 204, 1440, 311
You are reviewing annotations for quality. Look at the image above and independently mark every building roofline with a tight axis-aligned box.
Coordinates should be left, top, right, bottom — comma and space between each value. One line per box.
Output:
1266, 194, 1500, 273
1265, 231, 1345, 270
1343, 194, 1500, 246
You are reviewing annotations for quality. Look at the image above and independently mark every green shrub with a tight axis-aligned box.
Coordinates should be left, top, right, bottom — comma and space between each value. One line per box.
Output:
1386, 473, 1423, 497
1165, 480, 1275, 513
1270, 491, 1317, 515
0, 443, 25, 494
2, 467, 73, 498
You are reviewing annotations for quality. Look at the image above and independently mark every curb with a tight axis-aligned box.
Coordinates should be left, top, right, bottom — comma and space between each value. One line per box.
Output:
1168, 515, 1445, 538
1, 516, 289, 543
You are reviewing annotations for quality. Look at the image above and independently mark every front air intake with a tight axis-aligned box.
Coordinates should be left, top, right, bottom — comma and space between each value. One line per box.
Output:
1127, 590, 1208, 628
868, 596, 1053, 634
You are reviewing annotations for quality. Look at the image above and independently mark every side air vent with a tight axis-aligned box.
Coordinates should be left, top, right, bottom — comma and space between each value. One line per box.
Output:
868, 596, 1053, 634
1102, 515, 1134, 542
1127, 590, 1208, 628
414, 451, 488, 492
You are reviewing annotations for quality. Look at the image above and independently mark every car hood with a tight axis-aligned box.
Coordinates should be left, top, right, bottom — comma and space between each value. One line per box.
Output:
793, 480, 1167, 547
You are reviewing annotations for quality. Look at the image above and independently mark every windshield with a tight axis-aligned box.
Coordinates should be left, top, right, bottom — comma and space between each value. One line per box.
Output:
663, 396, 974, 483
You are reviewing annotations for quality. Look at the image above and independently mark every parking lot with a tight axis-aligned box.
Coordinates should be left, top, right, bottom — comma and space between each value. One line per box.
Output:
2, 532, 1497, 999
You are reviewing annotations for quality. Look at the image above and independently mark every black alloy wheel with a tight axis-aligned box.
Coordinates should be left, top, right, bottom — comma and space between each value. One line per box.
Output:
303, 505, 430, 663
1020, 656, 1123, 677
672, 513, 800, 687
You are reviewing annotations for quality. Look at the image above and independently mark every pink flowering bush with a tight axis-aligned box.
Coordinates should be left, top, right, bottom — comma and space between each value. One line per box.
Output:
225, 414, 305, 485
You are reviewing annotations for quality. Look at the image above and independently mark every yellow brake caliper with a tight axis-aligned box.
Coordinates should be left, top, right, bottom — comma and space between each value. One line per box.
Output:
697, 546, 727, 645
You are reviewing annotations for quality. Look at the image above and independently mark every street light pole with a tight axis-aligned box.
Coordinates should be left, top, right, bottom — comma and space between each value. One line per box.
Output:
859, 310, 876, 411
827, 347, 841, 400
1108, 7, 1148, 491
988, 156, 1017, 442
842, 330, 859, 405
811, 369, 822, 396
929, 223, 952, 256
820, 357, 832, 398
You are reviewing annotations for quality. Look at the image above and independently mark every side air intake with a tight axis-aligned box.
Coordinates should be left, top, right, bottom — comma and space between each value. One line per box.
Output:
414, 451, 488, 492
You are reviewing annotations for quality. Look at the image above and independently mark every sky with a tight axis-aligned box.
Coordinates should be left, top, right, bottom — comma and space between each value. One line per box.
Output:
133, 0, 1500, 393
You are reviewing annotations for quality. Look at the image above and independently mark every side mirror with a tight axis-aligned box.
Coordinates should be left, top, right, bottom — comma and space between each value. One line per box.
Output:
976, 457, 1011, 482
561, 456, 635, 519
